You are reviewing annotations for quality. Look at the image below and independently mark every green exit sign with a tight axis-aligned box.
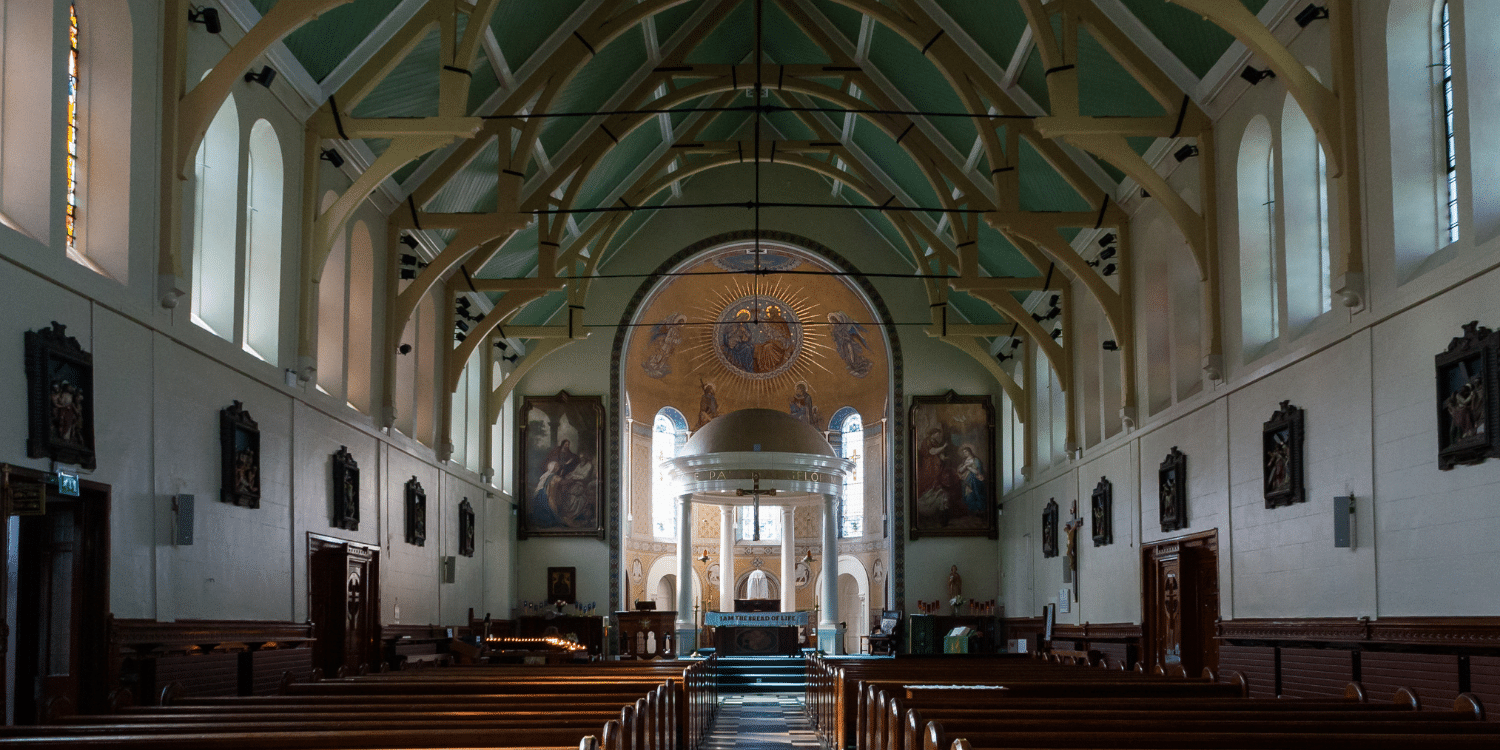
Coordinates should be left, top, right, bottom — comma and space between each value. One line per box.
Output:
55, 471, 79, 497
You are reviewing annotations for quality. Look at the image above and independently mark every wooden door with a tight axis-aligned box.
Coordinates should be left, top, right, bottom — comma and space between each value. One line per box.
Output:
1142, 531, 1218, 677
8, 477, 109, 724
309, 537, 378, 677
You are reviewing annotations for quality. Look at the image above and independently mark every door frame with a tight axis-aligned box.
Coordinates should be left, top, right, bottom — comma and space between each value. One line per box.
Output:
1141, 529, 1218, 676
307, 533, 380, 676
5, 465, 110, 723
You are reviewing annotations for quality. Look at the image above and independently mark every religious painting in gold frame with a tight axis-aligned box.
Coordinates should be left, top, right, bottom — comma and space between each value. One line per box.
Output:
517, 391, 605, 539
909, 391, 997, 539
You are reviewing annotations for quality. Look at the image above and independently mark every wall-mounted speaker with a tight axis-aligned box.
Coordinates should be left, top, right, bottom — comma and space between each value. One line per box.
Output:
173, 494, 194, 545
1333, 496, 1355, 548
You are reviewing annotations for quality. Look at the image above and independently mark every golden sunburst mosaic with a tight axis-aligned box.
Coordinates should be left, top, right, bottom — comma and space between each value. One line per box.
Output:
681, 277, 835, 404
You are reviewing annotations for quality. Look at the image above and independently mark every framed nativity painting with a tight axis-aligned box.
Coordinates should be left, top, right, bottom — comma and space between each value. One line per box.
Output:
518, 391, 605, 539
909, 391, 997, 539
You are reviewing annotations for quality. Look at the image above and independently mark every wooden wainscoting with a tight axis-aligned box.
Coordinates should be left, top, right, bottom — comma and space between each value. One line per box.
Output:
110, 618, 314, 705
1216, 617, 1500, 714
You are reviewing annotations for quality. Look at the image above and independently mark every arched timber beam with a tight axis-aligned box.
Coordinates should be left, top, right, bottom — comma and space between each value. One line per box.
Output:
1167, 0, 1343, 176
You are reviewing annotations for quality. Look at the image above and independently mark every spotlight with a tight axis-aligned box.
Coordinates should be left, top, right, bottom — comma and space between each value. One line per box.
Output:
397, 343, 412, 355
1173, 144, 1200, 163
996, 351, 1014, 362
1098, 233, 1117, 247
1294, 4, 1328, 27
1099, 247, 1117, 260
400, 269, 417, 280
1240, 66, 1275, 86
1050, 328, 1063, 339
320, 148, 344, 168
1102, 340, 1119, 351
1087, 258, 1102, 268
244, 66, 277, 88
1140, 189, 1150, 199
697, 550, 710, 564
494, 340, 510, 352
1102, 263, 1117, 276
187, 6, 221, 34
457, 298, 472, 310
801, 549, 814, 564
1010, 340, 1021, 350
455, 332, 466, 342
455, 320, 469, 333
502, 353, 519, 364
400, 254, 418, 265
1049, 294, 1060, 307
1031, 312, 1045, 322
399, 235, 420, 249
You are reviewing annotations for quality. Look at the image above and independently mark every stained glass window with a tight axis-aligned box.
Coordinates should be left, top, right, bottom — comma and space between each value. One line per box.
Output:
65, 4, 79, 256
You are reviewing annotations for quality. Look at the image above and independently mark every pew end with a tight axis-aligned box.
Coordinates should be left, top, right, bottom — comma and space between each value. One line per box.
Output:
1393, 686, 1421, 711
1345, 682, 1368, 703
922, 720, 945, 750
949, 740, 973, 750
1454, 693, 1485, 721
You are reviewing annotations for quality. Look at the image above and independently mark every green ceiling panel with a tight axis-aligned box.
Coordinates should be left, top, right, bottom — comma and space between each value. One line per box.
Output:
575, 124, 662, 212
762, 2, 831, 64
539, 33, 649, 155
930, 0, 1030, 71
601, 190, 672, 266
1128, 136, 1156, 156
867, 25, 976, 156
352, 26, 441, 117
478, 223, 539, 279
1093, 155, 1126, 185
514, 291, 568, 326
808, 0, 864, 47
1016, 46, 1050, 112
1018, 139, 1090, 213
1077, 29, 1166, 118
1118, 0, 1268, 79
849, 119, 942, 215
262, 0, 404, 83
695, 111, 752, 142
686, 1, 752, 64
467, 64, 501, 115
492, 0, 587, 72
653, 1, 705, 44
426, 139, 502, 214
977, 223, 1039, 279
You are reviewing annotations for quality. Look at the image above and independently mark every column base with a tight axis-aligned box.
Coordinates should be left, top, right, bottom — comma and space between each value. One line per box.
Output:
675, 626, 699, 657
817, 624, 845, 655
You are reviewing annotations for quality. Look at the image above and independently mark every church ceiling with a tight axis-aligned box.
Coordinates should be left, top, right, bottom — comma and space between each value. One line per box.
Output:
186, 0, 1341, 429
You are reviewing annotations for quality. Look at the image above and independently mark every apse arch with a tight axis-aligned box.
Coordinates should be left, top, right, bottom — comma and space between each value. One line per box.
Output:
608, 230, 906, 615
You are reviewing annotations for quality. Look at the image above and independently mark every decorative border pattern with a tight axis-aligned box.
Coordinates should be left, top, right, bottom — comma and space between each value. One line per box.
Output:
1218, 617, 1500, 648
607, 230, 905, 612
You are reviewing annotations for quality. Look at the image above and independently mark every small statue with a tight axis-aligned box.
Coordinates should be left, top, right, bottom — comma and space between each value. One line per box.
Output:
947, 565, 962, 597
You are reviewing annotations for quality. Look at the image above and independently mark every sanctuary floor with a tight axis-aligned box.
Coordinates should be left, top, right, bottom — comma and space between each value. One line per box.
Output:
705, 693, 817, 750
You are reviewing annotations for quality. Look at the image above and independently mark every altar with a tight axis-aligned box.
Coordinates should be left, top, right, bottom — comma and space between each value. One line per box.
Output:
707, 611, 808, 656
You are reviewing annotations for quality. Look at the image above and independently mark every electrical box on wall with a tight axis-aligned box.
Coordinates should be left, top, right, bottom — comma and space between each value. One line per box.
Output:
1334, 496, 1355, 548
441, 556, 456, 583
173, 494, 194, 545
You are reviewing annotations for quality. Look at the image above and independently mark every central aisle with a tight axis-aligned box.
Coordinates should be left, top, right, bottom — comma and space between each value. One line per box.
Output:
702, 693, 818, 750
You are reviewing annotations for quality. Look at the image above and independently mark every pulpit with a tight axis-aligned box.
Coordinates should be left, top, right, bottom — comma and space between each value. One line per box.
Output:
615, 611, 675, 659
707, 611, 808, 656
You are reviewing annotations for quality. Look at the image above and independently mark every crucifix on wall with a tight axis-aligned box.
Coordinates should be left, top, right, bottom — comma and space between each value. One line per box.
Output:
736, 472, 777, 541
1063, 500, 1083, 596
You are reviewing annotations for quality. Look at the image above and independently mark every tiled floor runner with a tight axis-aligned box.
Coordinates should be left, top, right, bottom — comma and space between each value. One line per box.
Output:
703, 693, 819, 750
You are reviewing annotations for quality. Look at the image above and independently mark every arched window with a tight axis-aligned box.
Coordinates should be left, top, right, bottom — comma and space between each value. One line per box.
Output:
0, 1, 53, 243
736, 504, 781, 542
1438, 0, 1459, 245
346, 222, 375, 413
1238, 115, 1277, 354
316, 193, 345, 397
1387, 0, 1464, 276
831, 407, 863, 537
190, 93, 239, 339
651, 408, 688, 537
415, 292, 438, 446
451, 349, 484, 472
242, 120, 283, 364
1281, 91, 1332, 330
62, 0, 132, 282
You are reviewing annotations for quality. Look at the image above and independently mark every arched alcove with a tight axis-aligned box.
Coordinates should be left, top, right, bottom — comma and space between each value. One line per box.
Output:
610, 231, 905, 617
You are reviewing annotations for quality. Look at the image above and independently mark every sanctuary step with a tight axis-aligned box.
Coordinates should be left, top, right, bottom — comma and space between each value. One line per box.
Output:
718, 655, 806, 693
